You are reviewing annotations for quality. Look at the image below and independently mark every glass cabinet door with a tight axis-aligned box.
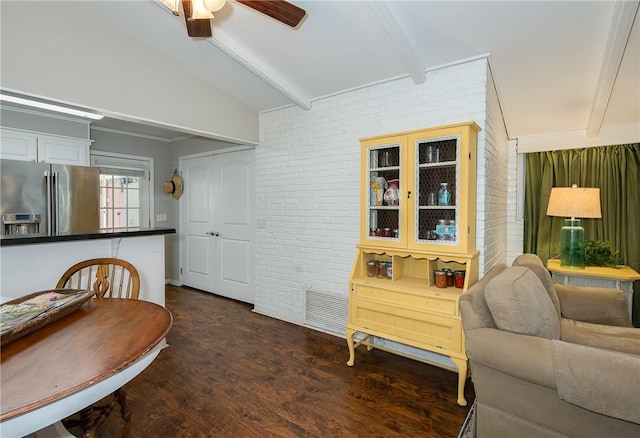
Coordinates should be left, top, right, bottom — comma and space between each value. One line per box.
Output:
360, 122, 478, 253
414, 135, 460, 246
361, 136, 405, 247
408, 121, 478, 255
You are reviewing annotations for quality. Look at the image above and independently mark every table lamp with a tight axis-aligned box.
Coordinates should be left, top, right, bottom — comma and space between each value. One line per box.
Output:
546, 184, 602, 269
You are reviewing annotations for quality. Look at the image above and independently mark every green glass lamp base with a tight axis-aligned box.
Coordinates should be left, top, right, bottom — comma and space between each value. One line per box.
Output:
559, 219, 585, 269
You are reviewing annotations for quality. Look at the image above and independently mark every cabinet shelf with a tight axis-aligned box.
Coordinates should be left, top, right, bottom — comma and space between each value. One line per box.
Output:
351, 247, 478, 289
418, 205, 455, 210
418, 161, 456, 168
371, 166, 401, 171
368, 206, 400, 210
352, 276, 466, 298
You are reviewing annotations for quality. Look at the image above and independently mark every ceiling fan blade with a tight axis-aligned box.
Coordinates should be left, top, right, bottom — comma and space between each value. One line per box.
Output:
181, 0, 212, 37
237, 0, 306, 28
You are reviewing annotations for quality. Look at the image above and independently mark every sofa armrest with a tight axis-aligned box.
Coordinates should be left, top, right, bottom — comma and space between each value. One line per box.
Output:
555, 284, 631, 327
465, 328, 556, 389
552, 340, 640, 424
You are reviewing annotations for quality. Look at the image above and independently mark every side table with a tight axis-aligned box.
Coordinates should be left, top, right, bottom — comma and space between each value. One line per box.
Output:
547, 259, 640, 320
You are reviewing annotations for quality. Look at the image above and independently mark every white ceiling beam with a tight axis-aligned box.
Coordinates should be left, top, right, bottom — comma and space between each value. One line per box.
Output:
208, 30, 312, 110
154, 0, 311, 110
364, 2, 426, 84
586, 1, 639, 137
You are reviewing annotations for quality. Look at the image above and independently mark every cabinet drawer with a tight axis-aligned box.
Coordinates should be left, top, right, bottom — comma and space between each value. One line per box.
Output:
351, 298, 462, 353
354, 285, 458, 316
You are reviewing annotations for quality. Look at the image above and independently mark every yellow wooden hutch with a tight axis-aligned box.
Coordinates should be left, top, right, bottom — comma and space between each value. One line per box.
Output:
347, 121, 480, 406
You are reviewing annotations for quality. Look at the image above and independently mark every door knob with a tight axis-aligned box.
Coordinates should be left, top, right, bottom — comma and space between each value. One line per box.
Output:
206, 231, 220, 237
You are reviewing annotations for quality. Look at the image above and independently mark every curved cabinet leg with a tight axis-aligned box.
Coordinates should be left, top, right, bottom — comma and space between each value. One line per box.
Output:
346, 328, 356, 366
451, 357, 468, 406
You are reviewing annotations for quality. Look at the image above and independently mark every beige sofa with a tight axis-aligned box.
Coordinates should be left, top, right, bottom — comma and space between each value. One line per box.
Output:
459, 255, 640, 437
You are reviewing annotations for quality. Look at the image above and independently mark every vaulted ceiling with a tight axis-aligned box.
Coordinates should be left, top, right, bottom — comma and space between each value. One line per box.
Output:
5, 1, 640, 144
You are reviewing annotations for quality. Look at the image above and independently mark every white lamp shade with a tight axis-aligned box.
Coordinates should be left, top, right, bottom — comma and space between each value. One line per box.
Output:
190, 0, 214, 19
204, 0, 226, 12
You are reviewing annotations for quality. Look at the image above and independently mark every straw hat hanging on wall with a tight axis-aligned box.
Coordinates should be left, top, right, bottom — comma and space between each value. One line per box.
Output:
163, 170, 183, 200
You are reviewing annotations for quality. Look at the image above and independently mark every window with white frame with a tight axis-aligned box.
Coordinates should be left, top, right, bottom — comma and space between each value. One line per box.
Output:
91, 152, 153, 229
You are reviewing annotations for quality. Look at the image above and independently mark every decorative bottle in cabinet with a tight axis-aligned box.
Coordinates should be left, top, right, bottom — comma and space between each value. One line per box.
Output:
438, 182, 451, 206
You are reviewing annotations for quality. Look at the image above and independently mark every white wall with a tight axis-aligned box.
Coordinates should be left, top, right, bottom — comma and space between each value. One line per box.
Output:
481, 66, 510, 273
0, 1, 259, 144
1, 108, 90, 140
506, 142, 525, 265
254, 58, 490, 325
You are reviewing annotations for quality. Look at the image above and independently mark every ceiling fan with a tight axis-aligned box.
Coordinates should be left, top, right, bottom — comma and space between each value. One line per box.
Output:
179, 0, 306, 38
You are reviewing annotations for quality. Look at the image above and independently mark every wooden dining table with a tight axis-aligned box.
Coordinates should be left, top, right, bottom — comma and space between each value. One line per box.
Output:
0, 296, 172, 437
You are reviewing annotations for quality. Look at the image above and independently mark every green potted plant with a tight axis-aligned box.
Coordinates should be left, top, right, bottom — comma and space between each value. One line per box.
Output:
584, 240, 621, 268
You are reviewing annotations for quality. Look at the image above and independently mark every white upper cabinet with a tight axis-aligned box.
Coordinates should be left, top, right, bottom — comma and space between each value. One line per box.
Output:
37, 135, 91, 166
0, 129, 38, 162
0, 128, 91, 166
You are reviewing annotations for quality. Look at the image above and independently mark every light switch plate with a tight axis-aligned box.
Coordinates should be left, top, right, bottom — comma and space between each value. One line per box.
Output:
156, 213, 168, 222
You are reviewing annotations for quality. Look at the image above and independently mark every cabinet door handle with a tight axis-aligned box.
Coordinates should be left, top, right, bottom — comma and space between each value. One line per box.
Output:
407, 190, 412, 199
206, 231, 220, 237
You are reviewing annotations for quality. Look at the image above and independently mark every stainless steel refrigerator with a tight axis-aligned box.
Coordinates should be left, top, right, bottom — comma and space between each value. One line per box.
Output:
1, 159, 99, 236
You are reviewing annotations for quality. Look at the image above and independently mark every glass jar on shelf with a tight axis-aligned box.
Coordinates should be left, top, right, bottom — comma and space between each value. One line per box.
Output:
446, 220, 456, 241
380, 150, 390, 167
367, 260, 377, 277
446, 270, 454, 287
454, 270, 466, 288
434, 270, 447, 288
436, 219, 447, 240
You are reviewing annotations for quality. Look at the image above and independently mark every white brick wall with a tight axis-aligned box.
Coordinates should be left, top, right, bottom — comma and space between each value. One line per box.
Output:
506, 141, 525, 265
480, 66, 510, 273
255, 59, 490, 325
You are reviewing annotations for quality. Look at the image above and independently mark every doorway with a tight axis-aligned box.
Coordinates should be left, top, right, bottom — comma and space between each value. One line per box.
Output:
180, 148, 255, 303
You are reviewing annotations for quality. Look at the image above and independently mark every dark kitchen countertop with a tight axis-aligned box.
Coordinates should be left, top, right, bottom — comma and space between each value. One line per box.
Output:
0, 227, 176, 247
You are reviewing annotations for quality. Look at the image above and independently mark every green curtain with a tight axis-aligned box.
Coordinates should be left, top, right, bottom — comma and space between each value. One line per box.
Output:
524, 144, 640, 324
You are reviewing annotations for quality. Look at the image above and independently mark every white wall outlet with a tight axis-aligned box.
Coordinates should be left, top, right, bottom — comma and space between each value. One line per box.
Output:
156, 213, 168, 222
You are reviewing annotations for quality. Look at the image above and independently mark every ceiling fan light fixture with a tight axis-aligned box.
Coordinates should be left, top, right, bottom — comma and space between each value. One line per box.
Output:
189, 0, 214, 20
204, 0, 226, 12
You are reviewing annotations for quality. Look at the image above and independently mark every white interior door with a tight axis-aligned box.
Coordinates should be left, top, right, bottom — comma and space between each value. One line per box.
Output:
181, 149, 255, 303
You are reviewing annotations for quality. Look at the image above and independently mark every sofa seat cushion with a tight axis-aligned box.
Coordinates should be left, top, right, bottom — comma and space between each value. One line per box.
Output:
485, 267, 560, 339
560, 318, 640, 355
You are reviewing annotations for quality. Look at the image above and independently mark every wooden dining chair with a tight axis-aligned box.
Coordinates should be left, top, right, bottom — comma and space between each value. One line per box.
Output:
57, 257, 140, 437
56, 257, 140, 300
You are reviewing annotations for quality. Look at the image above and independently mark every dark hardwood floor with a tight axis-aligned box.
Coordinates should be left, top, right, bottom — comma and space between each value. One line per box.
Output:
68, 285, 474, 437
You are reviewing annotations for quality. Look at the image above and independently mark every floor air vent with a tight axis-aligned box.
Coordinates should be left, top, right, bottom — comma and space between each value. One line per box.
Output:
304, 288, 348, 337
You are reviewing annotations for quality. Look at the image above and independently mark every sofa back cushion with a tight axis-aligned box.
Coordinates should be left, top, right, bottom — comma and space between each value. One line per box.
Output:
485, 266, 561, 339
459, 264, 508, 331
512, 253, 561, 318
